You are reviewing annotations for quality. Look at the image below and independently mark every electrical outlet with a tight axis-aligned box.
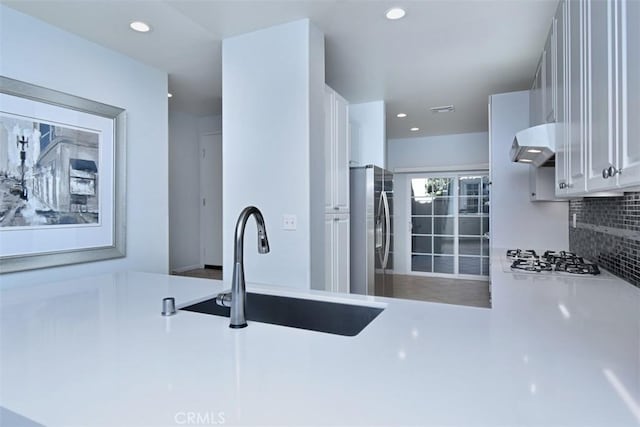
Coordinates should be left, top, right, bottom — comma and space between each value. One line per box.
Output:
283, 214, 297, 231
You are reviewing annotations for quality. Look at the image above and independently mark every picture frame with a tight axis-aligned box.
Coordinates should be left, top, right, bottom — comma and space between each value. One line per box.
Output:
0, 76, 126, 273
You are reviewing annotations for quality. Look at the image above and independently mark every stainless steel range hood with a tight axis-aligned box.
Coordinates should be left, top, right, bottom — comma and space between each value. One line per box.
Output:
510, 123, 557, 167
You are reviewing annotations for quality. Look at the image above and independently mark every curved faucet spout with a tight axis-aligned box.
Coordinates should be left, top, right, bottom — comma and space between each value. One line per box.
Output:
230, 206, 270, 328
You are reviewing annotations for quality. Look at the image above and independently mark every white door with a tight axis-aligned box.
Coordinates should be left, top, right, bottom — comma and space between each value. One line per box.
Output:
200, 133, 223, 267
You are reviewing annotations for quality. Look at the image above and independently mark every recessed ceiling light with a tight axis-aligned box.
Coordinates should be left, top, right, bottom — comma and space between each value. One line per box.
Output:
527, 148, 542, 153
519, 159, 533, 163
385, 7, 406, 20
130, 21, 151, 33
430, 105, 455, 113
397, 113, 407, 118
410, 127, 419, 132
168, 93, 173, 98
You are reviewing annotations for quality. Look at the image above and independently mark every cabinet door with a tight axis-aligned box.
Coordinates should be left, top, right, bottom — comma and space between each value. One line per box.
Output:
334, 214, 350, 294
617, 0, 640, 187
530, 56, 545, 126
325, 214, 350, 293
567, 0, 587, 194
334, 93, 350, 212
555, 1, 569, 196
324, 215, 335, 292
585, 0, 617, 192
324, 87, 335, 212
544, 20, 556, 123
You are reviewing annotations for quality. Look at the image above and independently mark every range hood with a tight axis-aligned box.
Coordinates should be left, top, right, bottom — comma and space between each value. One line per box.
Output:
510, 123, 557, 167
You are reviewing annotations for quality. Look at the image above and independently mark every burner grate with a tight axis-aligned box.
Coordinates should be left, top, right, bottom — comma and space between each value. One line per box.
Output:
511, 259, 553, 273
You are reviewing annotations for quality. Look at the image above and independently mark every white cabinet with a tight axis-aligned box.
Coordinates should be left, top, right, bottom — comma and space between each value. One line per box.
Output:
324, 85, 350, 293
530, 166, 559, 201
530, 56, 545, 127
324, 214, 349, 293
555, 0, 569, 196
566, 0, 587, 195
585, 0, 617, 192
616, 0, 640, 187
553, 0, 640, 196
325, 85, 349, 213
544, 18, 557, 124
530, 19, 557, 128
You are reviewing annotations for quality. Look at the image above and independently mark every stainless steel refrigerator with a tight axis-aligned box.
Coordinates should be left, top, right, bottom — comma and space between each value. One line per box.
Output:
350, 165, 393, 296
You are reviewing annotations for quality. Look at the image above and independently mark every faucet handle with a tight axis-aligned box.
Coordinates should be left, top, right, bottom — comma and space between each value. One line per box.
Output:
215, 291, 232, 307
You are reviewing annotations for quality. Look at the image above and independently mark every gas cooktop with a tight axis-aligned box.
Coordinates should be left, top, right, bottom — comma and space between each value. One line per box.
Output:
505, 249, 601, 276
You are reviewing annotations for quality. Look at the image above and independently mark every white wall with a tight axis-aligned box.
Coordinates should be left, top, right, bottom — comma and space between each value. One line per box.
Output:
489, 91, 568, 250
169, 110, 200, 271
387, 131, 489, 171
389, 132, 489, 274
222, 20, 325, 290
349, 101, 386, 168
0, 5, 169, 287
168, 112, 222, 272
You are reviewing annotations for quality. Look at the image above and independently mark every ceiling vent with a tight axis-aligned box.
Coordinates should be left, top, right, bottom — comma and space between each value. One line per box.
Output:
430, 105, 455, 113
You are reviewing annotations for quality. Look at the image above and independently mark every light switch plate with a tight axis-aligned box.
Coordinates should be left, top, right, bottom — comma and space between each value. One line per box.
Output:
572, 213, 577, 228
283, 214, 297, 231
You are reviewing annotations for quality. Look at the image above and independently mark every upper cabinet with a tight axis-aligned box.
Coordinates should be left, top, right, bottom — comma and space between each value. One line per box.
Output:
555, 1, 569, 196
550, 0, 640, 197
616, 0, 640, 187
530, 55, 545, 127
325, 85, 350, 213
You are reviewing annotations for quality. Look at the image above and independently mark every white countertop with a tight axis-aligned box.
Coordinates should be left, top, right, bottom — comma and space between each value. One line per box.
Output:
1, 257, 639, 426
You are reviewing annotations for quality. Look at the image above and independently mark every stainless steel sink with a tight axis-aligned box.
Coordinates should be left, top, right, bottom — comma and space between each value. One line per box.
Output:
180, 293, 384, 336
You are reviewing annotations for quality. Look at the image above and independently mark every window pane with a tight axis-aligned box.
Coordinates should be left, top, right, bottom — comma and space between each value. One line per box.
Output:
482, 197, 490, 214
411, 198, 433, 215
460, 237, 482, 255
411, 178, 452, 200
459, 217, 481, 235
481, 176, 490, 196
481, 257, 490, 276
411, 217, 432, 234
412, 255, 432, 272
460, 256, 481, 275
433, 217, 454, 235
434, 197, 454, 215
434, 255, 454, 273
459, 176, 482, 196
482, 217, 490, 234
433, 236, 455, 254
412, 236, 432, 254
459, 197, 480, 214
482, 238, 489, 256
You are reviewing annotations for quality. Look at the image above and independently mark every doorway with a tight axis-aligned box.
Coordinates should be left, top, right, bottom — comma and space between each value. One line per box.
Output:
200, 132, 223, 269
408, 172, 490, 278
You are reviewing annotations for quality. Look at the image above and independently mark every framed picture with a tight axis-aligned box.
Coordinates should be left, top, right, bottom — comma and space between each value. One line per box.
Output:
0, 76, 126, 273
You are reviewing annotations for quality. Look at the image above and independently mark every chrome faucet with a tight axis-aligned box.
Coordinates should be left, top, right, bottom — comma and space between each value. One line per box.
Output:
217, 206, 270, 328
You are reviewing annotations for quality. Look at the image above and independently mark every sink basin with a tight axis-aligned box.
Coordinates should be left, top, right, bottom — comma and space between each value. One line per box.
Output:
180, 293, 384, 336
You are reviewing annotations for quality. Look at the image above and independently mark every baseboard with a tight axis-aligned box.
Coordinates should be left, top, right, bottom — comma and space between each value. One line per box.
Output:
204, 264, 222, 270
171, 264, 202, 274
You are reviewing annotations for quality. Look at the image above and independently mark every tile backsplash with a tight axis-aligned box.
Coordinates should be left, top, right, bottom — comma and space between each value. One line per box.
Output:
569, 192, 640, 288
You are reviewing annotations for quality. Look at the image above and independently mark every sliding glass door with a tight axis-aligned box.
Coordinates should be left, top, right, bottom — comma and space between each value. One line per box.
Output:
409, 173, 490, 277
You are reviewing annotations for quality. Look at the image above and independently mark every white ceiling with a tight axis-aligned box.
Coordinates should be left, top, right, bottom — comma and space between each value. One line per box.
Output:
4, 0, 559, 139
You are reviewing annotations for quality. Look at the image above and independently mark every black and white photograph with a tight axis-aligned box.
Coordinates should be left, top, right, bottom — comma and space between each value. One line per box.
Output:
0, 76, 125, 273
0, 115, 100, 228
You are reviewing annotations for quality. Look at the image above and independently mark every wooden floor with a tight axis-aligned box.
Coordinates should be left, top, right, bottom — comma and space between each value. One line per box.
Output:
385, 274, 490, 308
173, 268, 223, 280
172, 269, 490, 309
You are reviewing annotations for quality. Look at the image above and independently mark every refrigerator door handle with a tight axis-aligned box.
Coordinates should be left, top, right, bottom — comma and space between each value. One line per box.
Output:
381, 190, 391, 269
